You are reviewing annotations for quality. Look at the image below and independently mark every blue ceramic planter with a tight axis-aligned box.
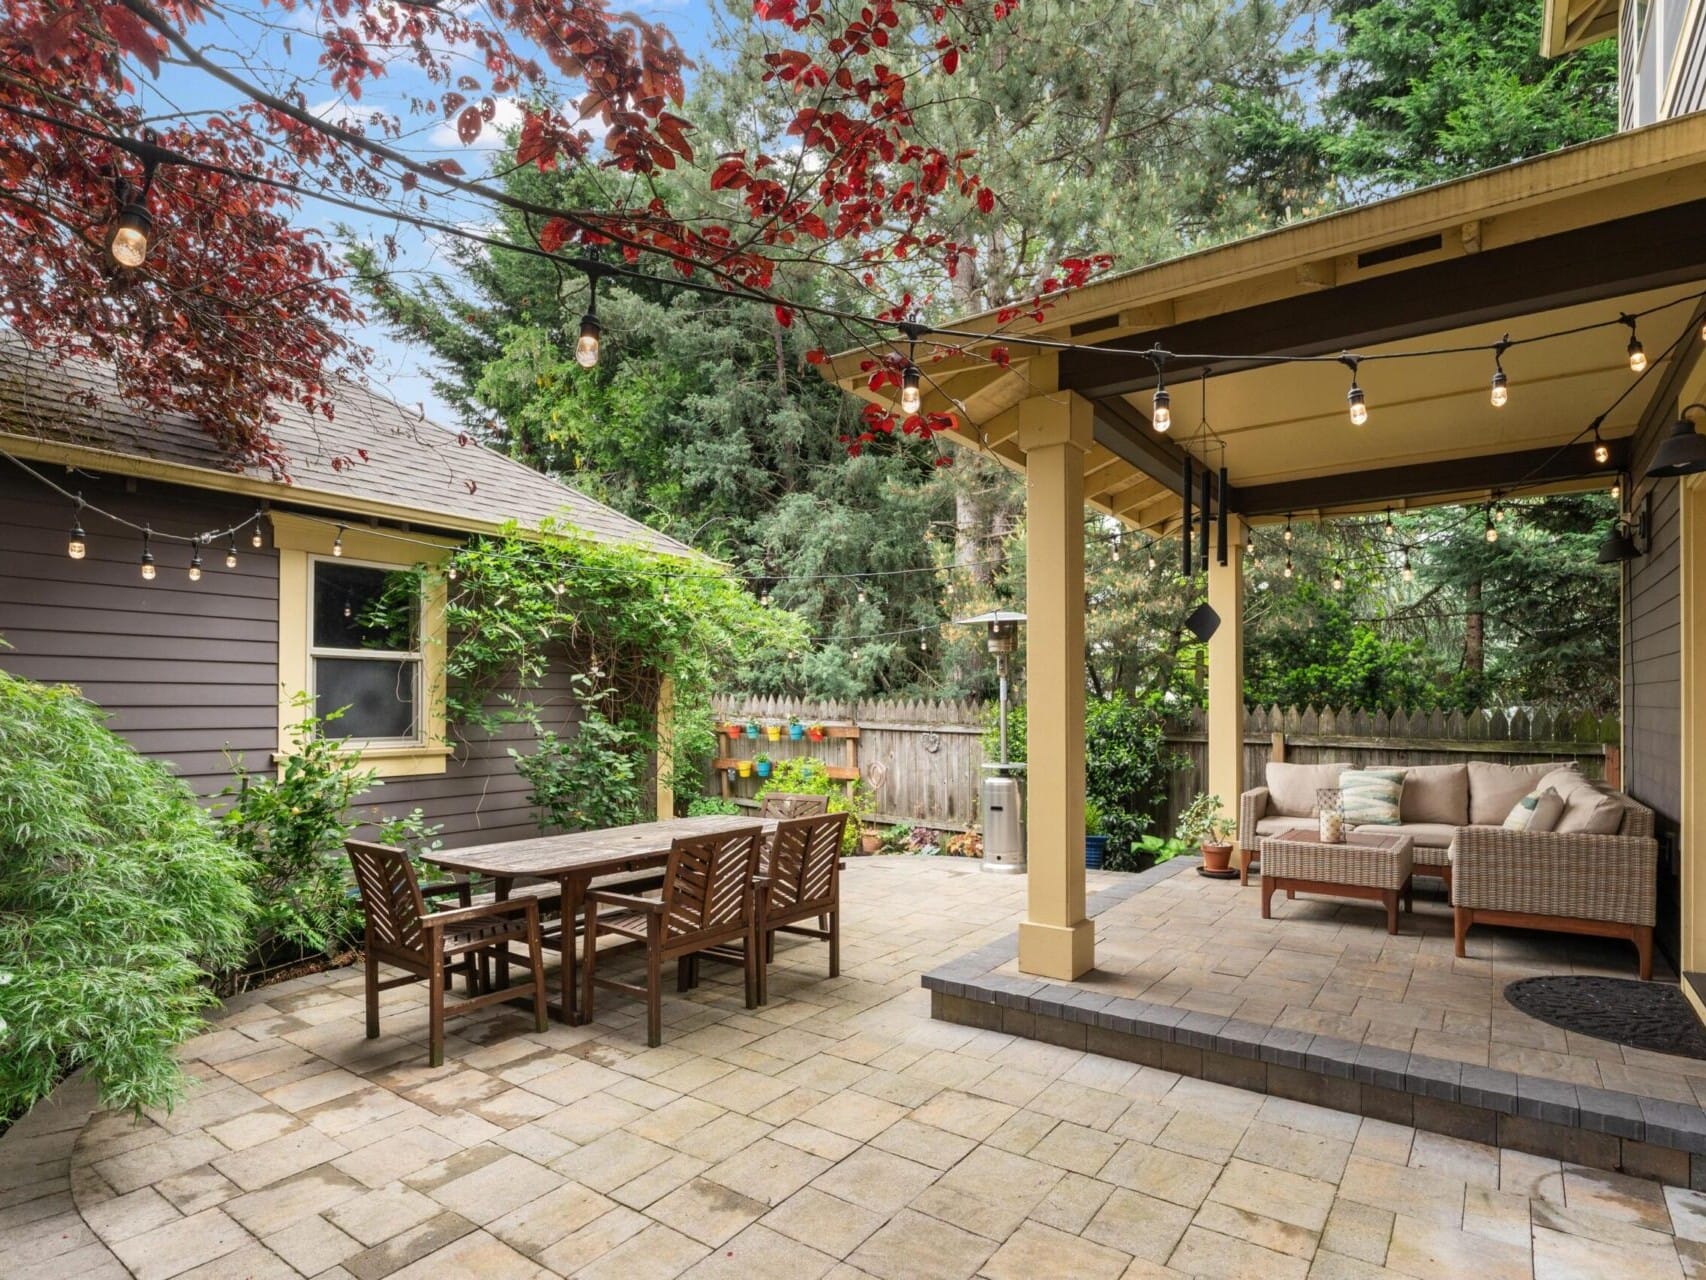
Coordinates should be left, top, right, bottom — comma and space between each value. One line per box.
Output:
1084, 835, 1108, 870
756, 761, 773, 778
789, 724, 805, 740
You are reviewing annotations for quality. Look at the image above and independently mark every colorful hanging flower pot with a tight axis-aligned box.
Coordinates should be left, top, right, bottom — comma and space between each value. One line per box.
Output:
807, 722, 826, 741
725, 721, 744, 739
745, 719, 759, 739
788, 717, 805, 740
736, 759, 753, 778
755, 755, 773, 779
765, 723, 782, 742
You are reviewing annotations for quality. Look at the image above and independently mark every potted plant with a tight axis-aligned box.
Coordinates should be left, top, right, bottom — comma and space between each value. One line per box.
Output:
736, 759, 754, 778
754, 753, 773, 779
725, 719, 744, 739
765, 722, 782, 742
788, 715, 805, 740
807, 721, 826, 742
745, 718, 760, 739
1176, 793, 1235, 875
859, 826, 882, 854
1084, 798, 1109, 870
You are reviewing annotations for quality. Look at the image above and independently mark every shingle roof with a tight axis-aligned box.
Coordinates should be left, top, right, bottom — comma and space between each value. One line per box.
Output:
0, 337, 695, 558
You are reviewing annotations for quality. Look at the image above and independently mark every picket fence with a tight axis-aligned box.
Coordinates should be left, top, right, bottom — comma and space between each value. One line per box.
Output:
707, 696, 1618, 834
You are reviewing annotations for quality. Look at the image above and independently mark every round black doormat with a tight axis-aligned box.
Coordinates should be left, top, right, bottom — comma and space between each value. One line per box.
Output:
1503, 976, 1706, 1060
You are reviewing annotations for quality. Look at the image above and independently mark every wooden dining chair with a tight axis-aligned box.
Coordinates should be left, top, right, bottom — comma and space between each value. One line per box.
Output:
345, 840, 549, 1067
758, 792, 830, 820
755, 811, 848, 1003
580, 825, 767, 1047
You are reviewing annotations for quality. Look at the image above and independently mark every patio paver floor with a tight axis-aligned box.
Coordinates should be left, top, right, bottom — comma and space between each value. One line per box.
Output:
4, 857, 1705, 1279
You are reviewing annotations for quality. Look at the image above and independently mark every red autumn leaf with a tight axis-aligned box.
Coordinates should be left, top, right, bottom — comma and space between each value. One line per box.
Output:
456, 105, 483, 145
990, 346, 1011, 367
774, 305, 793, 328
538, 217, 574, 253
805, 348, 828, 365
101, 3, 162, 76
942, 47, 959, 74
976, 186, 996, 214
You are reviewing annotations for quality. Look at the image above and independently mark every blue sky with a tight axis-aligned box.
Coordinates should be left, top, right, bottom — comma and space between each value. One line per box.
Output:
138, 1, 727, 426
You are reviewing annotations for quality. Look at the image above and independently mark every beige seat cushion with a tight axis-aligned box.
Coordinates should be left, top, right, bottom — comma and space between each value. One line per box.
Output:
1266, 761, 1355, 818
1556, 787, 1626, 834
1467, 760, 1569, 825
1353, 821, 1459, 849
1255, 816, 1314, 839
1398, 764, 1469, 825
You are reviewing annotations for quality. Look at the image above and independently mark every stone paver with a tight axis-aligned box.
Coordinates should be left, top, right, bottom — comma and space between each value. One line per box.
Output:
1, 857, 1699, 1279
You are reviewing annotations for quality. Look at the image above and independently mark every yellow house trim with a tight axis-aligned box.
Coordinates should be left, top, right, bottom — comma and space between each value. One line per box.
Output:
271, 511, 454, 779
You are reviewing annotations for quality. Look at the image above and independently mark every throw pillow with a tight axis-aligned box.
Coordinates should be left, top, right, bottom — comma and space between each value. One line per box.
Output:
1467, 760, 1564, 825
1555, 787, 1626, 835
1502, 787, 1565, 833
1397, 763, 1469, 825
1341, 768, 1404, 826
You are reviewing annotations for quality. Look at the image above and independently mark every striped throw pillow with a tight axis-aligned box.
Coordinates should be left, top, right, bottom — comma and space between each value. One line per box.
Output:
1341, 768, 1404, 826
1503, 787, 1565, 833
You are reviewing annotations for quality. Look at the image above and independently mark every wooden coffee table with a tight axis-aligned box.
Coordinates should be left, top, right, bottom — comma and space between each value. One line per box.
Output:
1258, 827, 1415, 934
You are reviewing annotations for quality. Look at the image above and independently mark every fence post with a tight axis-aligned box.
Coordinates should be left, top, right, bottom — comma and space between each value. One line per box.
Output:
1270, 730, 1286, 764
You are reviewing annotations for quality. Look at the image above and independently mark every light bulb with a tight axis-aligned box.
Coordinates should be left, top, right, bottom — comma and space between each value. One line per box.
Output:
1283, 558, 1293, 579
225, 536, 238, 569
1402, 559, 1414, 582
1485, 520, 1499, 543
106, 204, 153, 269
899, 364, 923, 415
1490, 370, 1508, 408
188, 547, 202, 582
575, 313, 601, 368
1332, 571, 1344, 591
1611, 480, 1622, 500
332, 526, 345, 557
1593, 440, 1610, 465
251, 526, 264, 549
447, 565, 458, 581
1628, 336, 1647, 373
140, 538, 156, 580
344, 602, 352, 618
1147, 552, 1157, 570
1152, 387, 1171, 433
1348, 384, 1368, 426
1283, 523, 1293, 544
68, 520, 86, 560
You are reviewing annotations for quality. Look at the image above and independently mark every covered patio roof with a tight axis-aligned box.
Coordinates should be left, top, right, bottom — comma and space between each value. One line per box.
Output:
824, 114, 1706, 529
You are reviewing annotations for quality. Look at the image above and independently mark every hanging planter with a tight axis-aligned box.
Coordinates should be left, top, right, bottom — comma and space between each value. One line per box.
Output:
745, 719, 759, 739
725, 720, 744, 739
736, 760, 753, 778
765, 723, 782, 742
807, 722, 826, 742
788, 716, 804, 740
754, 754, 773, 779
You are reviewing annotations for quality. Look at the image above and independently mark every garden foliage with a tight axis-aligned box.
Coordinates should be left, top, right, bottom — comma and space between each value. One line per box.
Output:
510, 678, 647, 833
755, 756, 873, 853
0, 670, 253, 1117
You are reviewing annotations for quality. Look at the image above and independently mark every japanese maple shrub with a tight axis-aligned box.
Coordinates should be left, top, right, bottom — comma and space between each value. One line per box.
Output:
0, 669, 253, 1118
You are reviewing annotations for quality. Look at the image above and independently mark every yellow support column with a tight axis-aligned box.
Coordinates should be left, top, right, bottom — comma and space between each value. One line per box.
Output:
1682, 476, 1706, 1016
655, 674, 676, 821
1207, 517, 1246, 860
1016, 391, 1096, 980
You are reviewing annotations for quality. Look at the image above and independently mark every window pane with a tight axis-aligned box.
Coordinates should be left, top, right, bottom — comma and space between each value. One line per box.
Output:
314, 562, 419, 651
315, 657, 417, 741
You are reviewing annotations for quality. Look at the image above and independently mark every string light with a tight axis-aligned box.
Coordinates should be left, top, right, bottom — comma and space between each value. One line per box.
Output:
1283, 515, 1294, 544
106, 158, 157, 270
332, 525, 345, 557
251, 514, 264, 549
1147, 543, 1158, 571
1611, 478, 1622, 501
225, 534, 238, 569
188, 545, 202, 582
575, 268, 602, 369
1151, 362, 1171, 433
1402, 550, 1414, 582
1283, 556, 1294, 579
1490, 338, 1510, 407
140, 528, 156, 580
447, 564, 459, 581
899, 363, 923, 415
1623, 314, 1647, 373
1343, 356, 1368, 426
67, 507, 86, 560
1383, 507, 1396, 537
1591, 418, 1610, 465
1484, 508, 1499, 543
1331, 564, 1344, 592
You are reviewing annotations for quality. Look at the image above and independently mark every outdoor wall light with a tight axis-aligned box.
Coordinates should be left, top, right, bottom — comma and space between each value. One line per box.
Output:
1597, 494, 1651, 564
1646, 405, 1706, 479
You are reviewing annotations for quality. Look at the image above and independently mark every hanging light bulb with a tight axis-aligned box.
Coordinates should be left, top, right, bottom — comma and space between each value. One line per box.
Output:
1623, 314, 1647, 373
140, 529, 156, 580
1110, 536, 1121, 563
919, 636, 928, 651
225, 534, 238, 569
1331, 565, 1344, 592
574, 311, 602, 368
447, 564, 459, 581
1402, 551, 1414, 582
1611, 478, 1622, 501
900, 363, 923, 415
1343, 357, 1368, 425
68, 511, 87, 560
857, 588, 867, 604
1384, 508, 1395, 537
332, 525, 345, 557
1151, 385, 1171, 433
1495, 501, 1507, 523
343, 600, 353, 618
1147, 544, 1157, 571
1283, 516, 1294, 544
1591, 418, 1611, 466
251, 516, 265, 549
106, 174, 155, 270
188, 546, 202, 582
1283, 557, 1294, 579
1484, 510, 1499, 543
1490, 368, 1508, 408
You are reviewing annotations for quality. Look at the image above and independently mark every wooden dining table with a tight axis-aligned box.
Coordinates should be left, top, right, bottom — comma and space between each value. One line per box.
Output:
427, 815, 773, 1024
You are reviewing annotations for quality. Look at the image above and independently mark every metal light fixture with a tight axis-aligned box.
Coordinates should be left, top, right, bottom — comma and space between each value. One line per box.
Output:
1647, 405, 1706, 478
68, 513, 86, 560
1596, 522, 1641, 563
900, 363, 923, 415
1623, 314, 1647, 373
106, 175, 156, 270
139, 528, 156, 580
1343, 355, 1368, 425
1591, 417, 1610, 466
188, 546, 202, 582
1490, 338, 1510, 408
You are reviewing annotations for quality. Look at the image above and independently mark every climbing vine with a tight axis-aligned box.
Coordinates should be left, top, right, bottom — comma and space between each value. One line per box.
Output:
439, 520, 807, 816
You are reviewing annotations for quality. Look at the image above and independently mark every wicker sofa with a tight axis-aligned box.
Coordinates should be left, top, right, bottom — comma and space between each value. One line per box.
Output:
1237, 759, 1658, 977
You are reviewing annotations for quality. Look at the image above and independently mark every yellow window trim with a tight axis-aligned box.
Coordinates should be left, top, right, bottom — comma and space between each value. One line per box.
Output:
272, 511, 456, 778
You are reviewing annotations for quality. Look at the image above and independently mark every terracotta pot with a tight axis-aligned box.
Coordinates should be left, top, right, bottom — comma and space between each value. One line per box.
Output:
1200, 841, 1234, 873
860, 832, 881, 855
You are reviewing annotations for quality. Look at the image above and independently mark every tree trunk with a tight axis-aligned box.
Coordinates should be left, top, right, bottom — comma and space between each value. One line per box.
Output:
1464, 577, 1484, 674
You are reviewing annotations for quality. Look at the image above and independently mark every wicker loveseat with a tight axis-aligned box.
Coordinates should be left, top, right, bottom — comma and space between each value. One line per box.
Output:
1238, 759, 1658, 976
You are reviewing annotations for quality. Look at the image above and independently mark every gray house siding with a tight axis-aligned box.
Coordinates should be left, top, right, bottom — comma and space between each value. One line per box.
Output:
1624, 477, 1682, 961
0, 465, 572, 848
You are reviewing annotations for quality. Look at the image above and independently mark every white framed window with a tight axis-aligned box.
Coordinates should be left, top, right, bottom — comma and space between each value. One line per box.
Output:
308, 556, 424, 746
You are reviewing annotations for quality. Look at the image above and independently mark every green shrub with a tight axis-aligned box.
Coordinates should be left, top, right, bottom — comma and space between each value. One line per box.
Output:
687, 796, 742, 817
510, 676, 649, 833
0, 670, 254, 1117
755, 756, 872, 852
222, 700, 376, 956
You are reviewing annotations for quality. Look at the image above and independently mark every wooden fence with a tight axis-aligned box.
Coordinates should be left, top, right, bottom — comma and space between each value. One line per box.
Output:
709, 696, 986, 830
706, 697, 1619, 834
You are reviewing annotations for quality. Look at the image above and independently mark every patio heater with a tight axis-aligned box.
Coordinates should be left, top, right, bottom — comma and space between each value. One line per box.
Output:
959, 610, 1027, 874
